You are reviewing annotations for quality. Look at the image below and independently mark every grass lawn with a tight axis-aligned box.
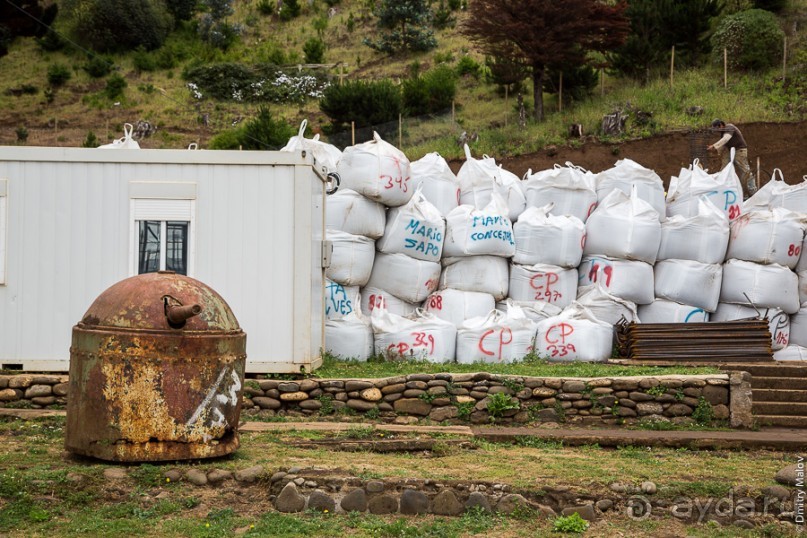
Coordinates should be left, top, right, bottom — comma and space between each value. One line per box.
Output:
310, 354, 721, 379
0, 415, 800, 537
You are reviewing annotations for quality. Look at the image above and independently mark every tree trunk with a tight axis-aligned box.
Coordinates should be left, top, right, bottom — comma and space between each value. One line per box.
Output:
532, 64, 544, 122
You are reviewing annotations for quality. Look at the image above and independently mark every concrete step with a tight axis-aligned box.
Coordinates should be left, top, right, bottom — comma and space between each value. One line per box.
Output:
720, 363, 807, 378
752, 377, 807, 390
753, 415, 807, 428
753, 389, 807, 402
753, 401, 807, 416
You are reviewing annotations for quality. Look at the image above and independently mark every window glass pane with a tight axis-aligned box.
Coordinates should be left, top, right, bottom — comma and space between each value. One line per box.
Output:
138, 221, 161, 274
165, 221, 188, 275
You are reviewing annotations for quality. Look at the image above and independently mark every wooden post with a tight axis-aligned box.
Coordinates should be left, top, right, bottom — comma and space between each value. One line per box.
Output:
558, 72, 563, 113
723, 48, 727, 88
757, 157, 761, 191
351, 121, 355, 146
451, 100, 455, 123
504, 86, 508, 127
670, 46, 675, 87
600, 68, 604, 97
398, 113, 402, 148
783, 36, 787, 81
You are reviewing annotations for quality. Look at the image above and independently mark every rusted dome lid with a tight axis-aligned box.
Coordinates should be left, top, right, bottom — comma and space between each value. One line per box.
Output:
78, 272, 241, 332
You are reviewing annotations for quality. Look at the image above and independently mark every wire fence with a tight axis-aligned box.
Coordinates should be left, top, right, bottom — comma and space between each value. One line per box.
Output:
325, 108, 459, 151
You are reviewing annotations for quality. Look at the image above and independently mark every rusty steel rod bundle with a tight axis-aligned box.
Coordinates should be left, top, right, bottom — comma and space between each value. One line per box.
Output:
616, 319, 773, 362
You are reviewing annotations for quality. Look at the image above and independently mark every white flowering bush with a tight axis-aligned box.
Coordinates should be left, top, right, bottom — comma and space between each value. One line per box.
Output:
184, 63, 330, 103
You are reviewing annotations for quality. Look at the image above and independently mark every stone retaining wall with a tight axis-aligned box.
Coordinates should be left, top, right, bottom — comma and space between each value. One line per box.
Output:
0, 372, 753, 428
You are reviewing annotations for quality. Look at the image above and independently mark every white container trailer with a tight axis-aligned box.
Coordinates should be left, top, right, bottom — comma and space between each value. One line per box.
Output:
0, 146, 326, 373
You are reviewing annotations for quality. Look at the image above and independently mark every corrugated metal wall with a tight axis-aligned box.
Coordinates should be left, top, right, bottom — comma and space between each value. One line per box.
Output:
0, 148, 324, 373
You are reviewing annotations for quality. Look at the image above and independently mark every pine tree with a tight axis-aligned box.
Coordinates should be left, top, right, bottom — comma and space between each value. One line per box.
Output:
364, 0, 437, 54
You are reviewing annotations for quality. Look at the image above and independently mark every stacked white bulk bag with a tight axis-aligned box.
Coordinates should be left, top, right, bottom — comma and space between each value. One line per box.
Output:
326, 189, 386, 239
360, 287, 417, 317
658, 197, 730, 264
457, 145, 525, 222
509, 263, 577, 308
325, 311, 374, 361
578, 256, 654, 304
423, 288, 495, 327
440, 256, 510, 300
774, 345, 807, 361
535, 304, 613, 362
410, 152, 460, 217
495, 299, 562, 322
666, 155, 743, 222
523, 163, 598, 222
654, 259, 723, 312
456, 306, 538, 363
443, 194, 515, 258
638, 299, 709, 323
788, 306, 807, 348
326, 230, 375, 286
720, 259, 800, 314
595, 158, 666, 220
372, 309, 456, 363
377, 190, 445, 262
281, 120, 342, 175
513, 205, 585, 267
365, 252, 440, 304
337, 132, 413, 207
325, 279, 359, 320
727, 208, 806, 269
712, 303, 791, 350
584, 187, 661, 264
769, 175, 807, 214
576, 285, 638, 325
98, 123, 141, 149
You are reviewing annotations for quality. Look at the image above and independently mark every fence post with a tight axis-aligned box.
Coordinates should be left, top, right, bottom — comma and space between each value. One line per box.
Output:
723, 48, 727, 88
451, 100, 455, 123
351, 121, 355, 146
398, 113, 402, 148
558, 72, 563, 113
504, 86, 508, 127
757, 157, 761, 191
600, 68, 604, 97
670, 46, 675, 88
783, 36, 787, 81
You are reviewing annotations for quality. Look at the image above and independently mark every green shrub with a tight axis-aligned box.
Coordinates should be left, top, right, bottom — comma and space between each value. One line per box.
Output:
432, 0, 456, 29
166, 0, 197, 21
82, 131, 99, 147
403, 65, 457, 116
303, 38, 325, 64
15, 126, 28, 143
208, 128, 243, 149
319, 79, 402, 128
279, 0, 301, 21
456, 55, 481, 78
711, 9, 785, 71
486, 392, 520, 419
82, 55, 114, 78
545, 64, 598, 103
66, 0, 174, 52
257, 0, 274, 15
553, 512, 590, 533
132, 47, 158, 72
240, 107, 296, 150
104, 73, 127, 99
184, 63, 329, 102
37, 30, 65, 52
47, 63, 71, 87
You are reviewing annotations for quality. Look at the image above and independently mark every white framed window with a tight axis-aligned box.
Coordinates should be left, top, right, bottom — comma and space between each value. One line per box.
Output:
129, 183, 196, 277
0, 179, 6, 285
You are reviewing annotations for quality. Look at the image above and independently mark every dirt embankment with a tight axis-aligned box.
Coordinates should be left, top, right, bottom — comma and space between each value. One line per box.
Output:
451, 121, 807, 187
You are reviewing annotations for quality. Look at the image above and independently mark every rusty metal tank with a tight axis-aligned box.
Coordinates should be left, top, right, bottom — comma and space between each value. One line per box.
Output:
65, 271, 247, 462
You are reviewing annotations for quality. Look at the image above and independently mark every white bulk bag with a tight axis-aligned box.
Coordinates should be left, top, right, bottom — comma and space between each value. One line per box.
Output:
576, 285, 638, 325
658, 197, 729, 264
456, 307, 538, 363
509, 263, 577, 308
788, 306, 807, 348
365, 252, 440, 304
326, 230, 375, 287
578, 256, 654, 305
337, 132, 413, 207
666, 155, 743, 222
638, 299, 709, 323
523, 163, 598, 222
796, 236, 807, 272
513, 205, 585, 267
360, 286, 417, 317
326, 188, 386, 239
535, 304, 613, 362
496, 299, 562, 322
325, 279, 359, 320
744, 168, 782, 210
712, 303, 791, 351
595, 158, 665, 220
583, 187, 662, 264
410, 152, 460, 217
774, 345, 807, 362
727, 208, 806, 269
666, 159, 709, 204
423, 288, 495, 327
281, 119, 342, 174
799, 271, 807, 305
372, 309, 456, 363
440, 256, 509, 300
325, 312, 374, 361
720, 259, 800, 314
654, 259, 723, 312
769, 175, 807, 214
457, 145, 525, 222
98, 123, 140, 149
377, 190, 444, 262
443, 194, 515, 258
